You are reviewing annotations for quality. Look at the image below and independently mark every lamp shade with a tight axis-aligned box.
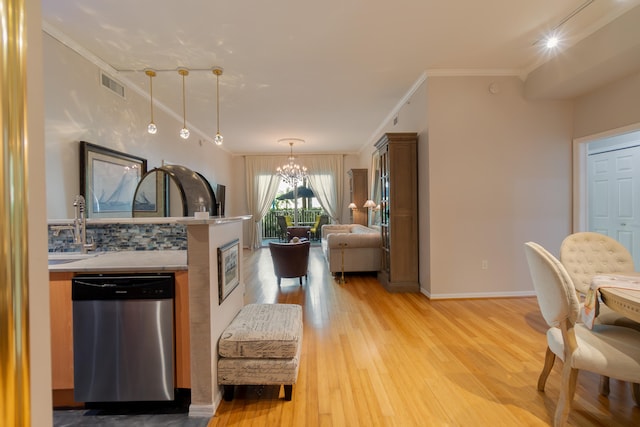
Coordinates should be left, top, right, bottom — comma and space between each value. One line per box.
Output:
363, 200, 376, 208
348, 202, 357, 210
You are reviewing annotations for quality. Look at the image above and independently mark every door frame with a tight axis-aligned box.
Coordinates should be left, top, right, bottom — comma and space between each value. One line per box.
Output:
573, 122, 640, 232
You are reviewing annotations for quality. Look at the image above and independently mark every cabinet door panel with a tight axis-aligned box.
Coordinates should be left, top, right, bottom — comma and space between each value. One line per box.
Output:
50, 272, 75, 389
175, 270, 191, 388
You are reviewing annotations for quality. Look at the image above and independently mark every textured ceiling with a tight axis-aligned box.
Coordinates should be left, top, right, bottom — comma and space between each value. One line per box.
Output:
41, 0, 640, 154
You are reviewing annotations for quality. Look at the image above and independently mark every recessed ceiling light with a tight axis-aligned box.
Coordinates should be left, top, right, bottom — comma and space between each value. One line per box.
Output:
546, 36, 559, 49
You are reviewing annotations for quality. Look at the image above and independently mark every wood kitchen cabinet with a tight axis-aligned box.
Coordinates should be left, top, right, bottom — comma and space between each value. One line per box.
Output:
49, 270, 190, 407
174, 271, 190, 389
49, 272, 75, 391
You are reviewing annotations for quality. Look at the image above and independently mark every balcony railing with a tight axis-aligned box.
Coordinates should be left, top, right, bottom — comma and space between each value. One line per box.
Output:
262, 209, 324, 239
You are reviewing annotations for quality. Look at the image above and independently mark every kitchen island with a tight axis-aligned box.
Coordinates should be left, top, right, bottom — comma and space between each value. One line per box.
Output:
49, 215, 251, 417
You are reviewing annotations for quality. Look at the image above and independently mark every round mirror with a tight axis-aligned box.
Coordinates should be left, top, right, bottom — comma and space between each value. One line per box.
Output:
132, 164, 217, 217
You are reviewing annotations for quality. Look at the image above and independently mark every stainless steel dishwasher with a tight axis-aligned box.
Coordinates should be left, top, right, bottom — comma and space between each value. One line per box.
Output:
72, 273, 175, 402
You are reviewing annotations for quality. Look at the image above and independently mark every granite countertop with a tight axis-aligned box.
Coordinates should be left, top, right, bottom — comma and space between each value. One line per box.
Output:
47, 214, 252, 226
48, 250, 187, 273
177, 214, 252, 225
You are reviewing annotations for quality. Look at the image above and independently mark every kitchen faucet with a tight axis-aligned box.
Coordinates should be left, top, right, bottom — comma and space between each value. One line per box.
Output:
73, 195, 95, 253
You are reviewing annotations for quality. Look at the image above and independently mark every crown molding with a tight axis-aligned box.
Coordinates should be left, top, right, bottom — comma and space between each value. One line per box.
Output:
360, 71, 428, 154
42, 21, 118, 75
360, 67, 525, 154
424, 68, 521, 78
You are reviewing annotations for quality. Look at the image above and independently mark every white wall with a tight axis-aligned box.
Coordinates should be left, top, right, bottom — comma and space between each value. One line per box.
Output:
43, 34, 236, 219
426, 76, 573, 297
27, 1, 53, 425
573, 71, 640, 139
368, 75, 573, 298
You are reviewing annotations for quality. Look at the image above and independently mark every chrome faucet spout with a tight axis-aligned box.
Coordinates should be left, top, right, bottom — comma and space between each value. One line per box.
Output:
72, 195, 95, 253
51, 224, 75, 237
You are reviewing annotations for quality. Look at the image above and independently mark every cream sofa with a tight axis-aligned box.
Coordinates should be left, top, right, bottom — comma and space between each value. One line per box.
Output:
321, 224, 381, 274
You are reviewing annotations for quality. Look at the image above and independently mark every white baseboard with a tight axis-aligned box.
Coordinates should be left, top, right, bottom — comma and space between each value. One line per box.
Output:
188, 388, 223, 418
188, 404, 215, 418
421, 287, 536, 300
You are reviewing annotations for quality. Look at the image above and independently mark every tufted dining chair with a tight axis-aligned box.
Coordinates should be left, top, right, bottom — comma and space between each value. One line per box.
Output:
268, 241, 310, 286
560, 231, 635, 298
560, 232, 640, 394
524, 242, 640, 427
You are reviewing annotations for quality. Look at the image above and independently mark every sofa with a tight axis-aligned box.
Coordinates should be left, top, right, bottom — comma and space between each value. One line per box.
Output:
321, 224, 381, 274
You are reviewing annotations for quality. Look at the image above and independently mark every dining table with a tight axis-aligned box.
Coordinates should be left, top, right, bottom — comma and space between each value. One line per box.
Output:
592, 273, 640, 323
588, 273, 640, 406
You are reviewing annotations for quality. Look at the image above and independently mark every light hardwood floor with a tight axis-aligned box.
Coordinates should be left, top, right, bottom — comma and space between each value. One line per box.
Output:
208, 246, 640, 426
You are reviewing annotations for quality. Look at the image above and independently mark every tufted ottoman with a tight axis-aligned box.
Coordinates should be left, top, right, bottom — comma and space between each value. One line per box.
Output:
217, 303, 303, 401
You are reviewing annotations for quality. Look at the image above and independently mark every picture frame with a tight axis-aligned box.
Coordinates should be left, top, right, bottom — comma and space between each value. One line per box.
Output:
80, 141, 147, 218
218, 239, 240, 304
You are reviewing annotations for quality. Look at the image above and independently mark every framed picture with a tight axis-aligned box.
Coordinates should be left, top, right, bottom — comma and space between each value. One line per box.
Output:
80, 141, 147, 218
218, 239, 240, 304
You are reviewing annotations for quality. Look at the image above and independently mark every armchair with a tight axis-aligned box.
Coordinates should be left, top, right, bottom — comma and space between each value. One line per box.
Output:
269, 241, 310, 286
309, 215, 329, 241
276, 216, 289, 242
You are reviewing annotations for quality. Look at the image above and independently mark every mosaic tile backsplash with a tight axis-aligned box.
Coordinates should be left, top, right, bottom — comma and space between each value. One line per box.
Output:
48, 222, 187, 253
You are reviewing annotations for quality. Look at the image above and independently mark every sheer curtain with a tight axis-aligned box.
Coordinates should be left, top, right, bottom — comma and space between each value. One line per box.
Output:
299, 154, 343, 223
245, 156, 284, 249
245, 154, 344, 249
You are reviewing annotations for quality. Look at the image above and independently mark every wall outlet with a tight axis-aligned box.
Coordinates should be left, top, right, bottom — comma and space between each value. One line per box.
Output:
481, 260, 488, 270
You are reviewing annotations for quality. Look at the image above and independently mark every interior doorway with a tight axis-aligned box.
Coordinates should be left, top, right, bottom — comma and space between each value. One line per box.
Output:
576, 127, 640, 266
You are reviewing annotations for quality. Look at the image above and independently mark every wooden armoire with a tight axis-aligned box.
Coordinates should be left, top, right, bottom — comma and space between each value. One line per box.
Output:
375, 132, 419, 292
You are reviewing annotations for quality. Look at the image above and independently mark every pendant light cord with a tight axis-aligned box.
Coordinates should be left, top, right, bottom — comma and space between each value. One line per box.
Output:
149, 74, 154, 122
216, 72, 220, 134
182, 73, 186, 128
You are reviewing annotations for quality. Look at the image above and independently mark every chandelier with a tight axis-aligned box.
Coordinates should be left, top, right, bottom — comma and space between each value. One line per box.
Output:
276, 138, 307, 186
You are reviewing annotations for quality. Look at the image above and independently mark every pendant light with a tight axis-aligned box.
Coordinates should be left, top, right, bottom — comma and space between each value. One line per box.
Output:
178, 68, 190, 139
145, 69, 157, 134
212, 67, 224, 145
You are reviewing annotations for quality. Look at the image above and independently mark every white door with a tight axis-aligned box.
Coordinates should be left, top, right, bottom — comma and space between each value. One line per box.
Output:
588, 145, 640, 266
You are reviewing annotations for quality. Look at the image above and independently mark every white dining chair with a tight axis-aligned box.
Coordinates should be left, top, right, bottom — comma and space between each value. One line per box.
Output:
560, 231, 640, 394
524, 242, 640, 427
560, 232, 638, 326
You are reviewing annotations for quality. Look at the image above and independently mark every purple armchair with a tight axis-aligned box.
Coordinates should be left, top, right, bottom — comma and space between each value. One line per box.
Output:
268, 241, 310, 286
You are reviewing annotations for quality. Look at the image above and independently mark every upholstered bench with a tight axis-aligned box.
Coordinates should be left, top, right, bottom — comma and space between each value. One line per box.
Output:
217, 303, 303, 401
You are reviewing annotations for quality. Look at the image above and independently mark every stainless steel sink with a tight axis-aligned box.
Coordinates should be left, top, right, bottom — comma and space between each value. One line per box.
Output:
48, 253, 100, 265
